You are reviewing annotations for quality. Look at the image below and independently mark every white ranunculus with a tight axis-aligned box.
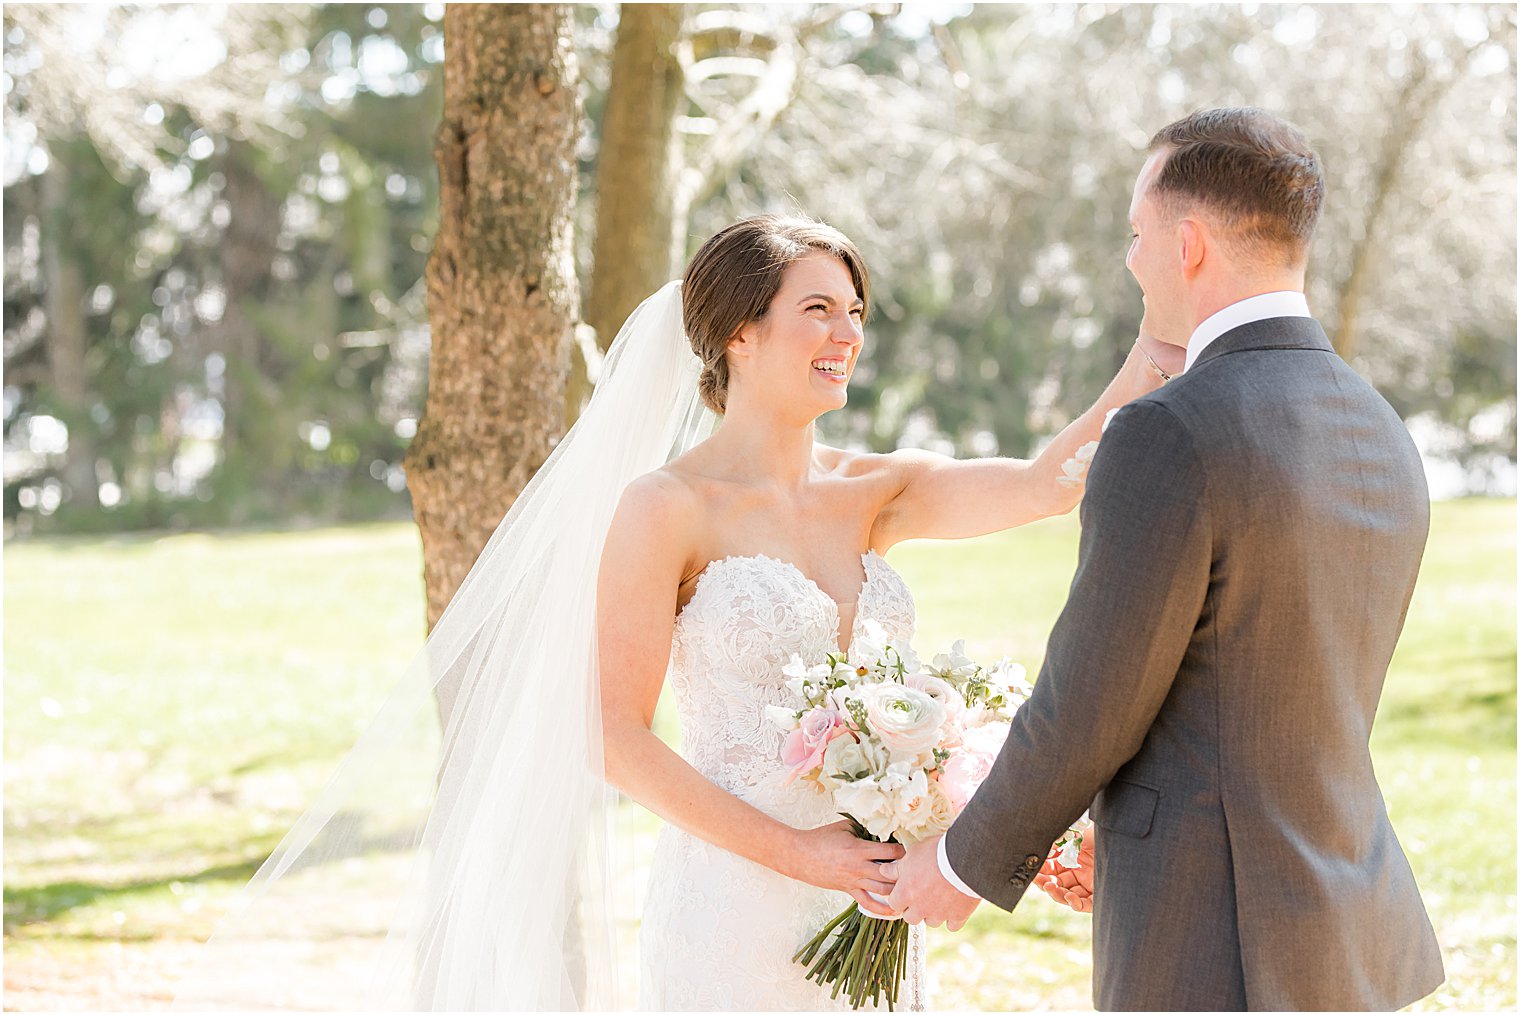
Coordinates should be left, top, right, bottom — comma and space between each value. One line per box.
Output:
906, 672, 964, 725
857, 684, 947, 760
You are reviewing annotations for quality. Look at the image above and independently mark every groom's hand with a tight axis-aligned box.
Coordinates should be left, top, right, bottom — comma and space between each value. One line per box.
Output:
1034, 831, 1095, 913
879, 834, 979, 931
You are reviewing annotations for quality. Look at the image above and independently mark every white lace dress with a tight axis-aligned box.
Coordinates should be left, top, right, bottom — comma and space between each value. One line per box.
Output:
638, 551, 930, 1011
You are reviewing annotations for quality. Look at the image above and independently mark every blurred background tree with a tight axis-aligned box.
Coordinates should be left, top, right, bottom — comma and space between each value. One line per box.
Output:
4, 2, 1515, 538
4, 3, 443, 531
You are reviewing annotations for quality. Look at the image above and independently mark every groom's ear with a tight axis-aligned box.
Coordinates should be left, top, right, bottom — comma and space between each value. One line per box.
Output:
1178, 218, 1207, 279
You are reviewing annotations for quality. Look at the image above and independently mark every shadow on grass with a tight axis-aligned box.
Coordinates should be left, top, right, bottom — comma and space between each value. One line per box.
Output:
3, 857, 266, 929
5, 813, 424, 930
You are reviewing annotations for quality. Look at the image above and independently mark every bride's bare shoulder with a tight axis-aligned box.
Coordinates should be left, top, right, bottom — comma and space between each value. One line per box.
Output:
619, 463, 702, 522
813, 443, 914, 485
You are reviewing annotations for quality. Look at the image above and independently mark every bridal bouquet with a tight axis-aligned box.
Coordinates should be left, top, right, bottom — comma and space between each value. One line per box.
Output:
768, 623, 1083, 1009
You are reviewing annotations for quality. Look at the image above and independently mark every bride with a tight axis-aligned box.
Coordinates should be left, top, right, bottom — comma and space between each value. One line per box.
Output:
170, 214, 1173, 1012
602, 215, 1172, 1009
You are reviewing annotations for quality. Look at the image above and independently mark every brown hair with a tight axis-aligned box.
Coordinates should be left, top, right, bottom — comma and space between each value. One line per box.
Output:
1147, 107, 1325, 266
681, 214, 870, 414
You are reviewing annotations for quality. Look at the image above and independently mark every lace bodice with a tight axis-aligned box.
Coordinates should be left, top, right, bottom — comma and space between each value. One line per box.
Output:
640, 550, 927, 1011
666, 551, 917, 802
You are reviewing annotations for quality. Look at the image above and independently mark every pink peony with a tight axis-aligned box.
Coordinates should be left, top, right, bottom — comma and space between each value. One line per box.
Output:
938, 724, 1010, 810
781, 708, 849, 783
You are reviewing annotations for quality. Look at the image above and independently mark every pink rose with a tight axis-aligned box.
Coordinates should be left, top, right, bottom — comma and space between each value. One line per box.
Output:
781, 708, 849, 783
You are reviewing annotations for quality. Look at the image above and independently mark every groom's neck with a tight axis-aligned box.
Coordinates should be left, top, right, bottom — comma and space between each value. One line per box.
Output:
1184, 267, 1309, 337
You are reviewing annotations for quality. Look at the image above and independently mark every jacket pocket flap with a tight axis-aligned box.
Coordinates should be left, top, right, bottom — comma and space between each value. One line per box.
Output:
1093, 780, 1159, 838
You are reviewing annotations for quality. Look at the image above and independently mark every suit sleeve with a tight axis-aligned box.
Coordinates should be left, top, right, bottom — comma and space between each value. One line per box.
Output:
943, 398, 1211, 910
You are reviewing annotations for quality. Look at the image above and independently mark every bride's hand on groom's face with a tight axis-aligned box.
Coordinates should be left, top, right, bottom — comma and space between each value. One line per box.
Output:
786, 819, 904, 918
1034, 833, 1095, 914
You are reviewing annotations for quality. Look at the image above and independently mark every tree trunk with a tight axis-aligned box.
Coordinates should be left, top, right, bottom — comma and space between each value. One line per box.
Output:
39, 155, 100, 512
1331, 41, 1484, 360
215, 137, 284, 515
405, 3, 580, 727
569, 3, 685, 422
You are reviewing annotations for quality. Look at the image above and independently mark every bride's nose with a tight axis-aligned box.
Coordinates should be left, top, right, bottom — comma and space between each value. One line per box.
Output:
830, 313, 864, 350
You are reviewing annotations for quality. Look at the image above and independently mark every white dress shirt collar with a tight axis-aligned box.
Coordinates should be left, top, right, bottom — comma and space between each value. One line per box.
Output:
1182, 290, 1312, 373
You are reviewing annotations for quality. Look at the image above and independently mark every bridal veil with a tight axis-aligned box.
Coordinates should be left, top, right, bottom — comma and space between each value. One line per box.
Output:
170, 280, 714, 1010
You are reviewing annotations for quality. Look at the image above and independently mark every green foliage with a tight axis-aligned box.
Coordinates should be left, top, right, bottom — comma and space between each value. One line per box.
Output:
4, 4, 443, 534
4, 500, 1513, 1008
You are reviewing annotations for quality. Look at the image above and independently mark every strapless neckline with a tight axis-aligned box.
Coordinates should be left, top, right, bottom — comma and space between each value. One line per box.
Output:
677, 550, 887, 656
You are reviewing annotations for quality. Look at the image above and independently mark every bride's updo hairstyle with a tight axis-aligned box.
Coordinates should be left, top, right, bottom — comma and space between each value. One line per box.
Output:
682, 214, 870, 414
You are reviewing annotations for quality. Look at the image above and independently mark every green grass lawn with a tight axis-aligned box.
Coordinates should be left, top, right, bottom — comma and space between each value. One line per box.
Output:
5, 500, 1515, 1010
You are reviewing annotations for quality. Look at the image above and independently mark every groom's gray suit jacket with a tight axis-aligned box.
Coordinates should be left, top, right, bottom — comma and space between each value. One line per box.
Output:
944, 317, 1444, 1011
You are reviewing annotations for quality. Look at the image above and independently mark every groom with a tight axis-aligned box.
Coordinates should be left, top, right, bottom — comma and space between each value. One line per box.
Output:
884, 107, 1444, 1010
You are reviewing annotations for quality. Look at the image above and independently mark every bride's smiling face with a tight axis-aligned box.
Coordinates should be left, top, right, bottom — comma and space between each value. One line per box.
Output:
727, 252, 866, 422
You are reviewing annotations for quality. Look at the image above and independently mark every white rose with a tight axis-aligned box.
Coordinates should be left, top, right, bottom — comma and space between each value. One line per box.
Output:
821, 732, 888, 786
898, 775, 957, 844
858, 684, 947, 760
833, 778, 898, 840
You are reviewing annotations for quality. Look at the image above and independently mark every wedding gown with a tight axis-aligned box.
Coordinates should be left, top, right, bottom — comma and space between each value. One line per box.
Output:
638, 550, 930, 1011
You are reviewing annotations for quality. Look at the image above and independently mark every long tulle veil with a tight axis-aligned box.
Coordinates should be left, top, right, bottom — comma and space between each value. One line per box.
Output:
170, 280, 714, 1010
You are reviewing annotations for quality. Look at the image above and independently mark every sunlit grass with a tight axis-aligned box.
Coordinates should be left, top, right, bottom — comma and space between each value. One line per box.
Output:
5, 500, 1514, 1009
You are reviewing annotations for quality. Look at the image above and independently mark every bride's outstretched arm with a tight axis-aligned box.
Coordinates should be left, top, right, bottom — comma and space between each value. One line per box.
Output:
598, 473, 903, 915
869, 335, 1180, 549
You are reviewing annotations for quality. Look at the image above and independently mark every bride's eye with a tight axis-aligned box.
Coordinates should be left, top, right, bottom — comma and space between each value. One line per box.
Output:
807, 304, 827, 313
849, 307, 864, 318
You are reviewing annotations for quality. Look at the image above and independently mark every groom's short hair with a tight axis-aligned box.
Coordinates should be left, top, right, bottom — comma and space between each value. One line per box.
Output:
1147, 107, 1325, 267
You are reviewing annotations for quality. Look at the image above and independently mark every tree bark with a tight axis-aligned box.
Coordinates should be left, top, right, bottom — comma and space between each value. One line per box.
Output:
406, 3, 580, 726
570, 3, 685, 421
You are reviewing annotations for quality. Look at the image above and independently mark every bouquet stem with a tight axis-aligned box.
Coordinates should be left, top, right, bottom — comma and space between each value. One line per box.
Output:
792, 816, 910, 1010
